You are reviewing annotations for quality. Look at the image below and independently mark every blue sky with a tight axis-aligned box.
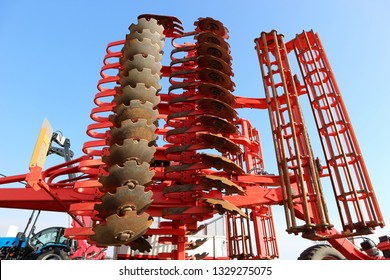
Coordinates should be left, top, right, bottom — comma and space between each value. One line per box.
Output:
0, 0, 389, 260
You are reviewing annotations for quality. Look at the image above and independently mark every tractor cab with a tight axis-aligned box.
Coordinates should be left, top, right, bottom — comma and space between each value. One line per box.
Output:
28, 227, 72, 259
30, 227, 71, 250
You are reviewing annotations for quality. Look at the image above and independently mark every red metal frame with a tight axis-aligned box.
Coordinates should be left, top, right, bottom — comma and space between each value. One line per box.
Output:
255, 31, 331, 236
0, 15, 387, 260
290, 31, 384, 234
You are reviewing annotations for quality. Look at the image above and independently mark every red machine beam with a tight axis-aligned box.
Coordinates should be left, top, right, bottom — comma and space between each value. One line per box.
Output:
159, 92, 270, 110
224, 187, 282, 207
0, 188, 94, 211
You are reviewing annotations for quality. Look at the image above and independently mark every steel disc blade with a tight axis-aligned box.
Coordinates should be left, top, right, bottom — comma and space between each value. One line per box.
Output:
195, 32, 230, 50
163, 184, 202, 194
115, 84, 160, 107
197, 133, 241, 154
113, 100, 158, 125
166, 99, 237, 121
91, 211, 152, 246
196, 115, 237, 134
163, 177, 245, 196
201, 198, 247, 217
129, 18, 164, 36
186, 224, 206, 235
196, 98, 237, 120
200, 153, 245, 174
99, 161, 154, 192
95, 185, 153, 219
103, 138, 155, 167
196, 43, 232, 65
121, 38, 162, 63
126, 29, 164, 49
120, 68, 162, 90
197, 55, 233, 76
197, 68, 234, 91
165, 118, 237, 140
109, 119, 157, 145
188, 252, 209, 260
195, 17, 228, 38
129, 236, 152, 253
121, 53, 162, 75
186, 238, 208, 250
197, 83, 236, 106
201, 174, 245, 195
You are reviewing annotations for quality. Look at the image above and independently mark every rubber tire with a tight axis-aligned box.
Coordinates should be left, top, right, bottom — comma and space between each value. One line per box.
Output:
298, 244, 346, 260
36, 247, 69, 260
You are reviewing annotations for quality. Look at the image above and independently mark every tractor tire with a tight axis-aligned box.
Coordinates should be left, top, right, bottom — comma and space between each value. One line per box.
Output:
298, 244, 345, 260
36, 247, 69, 260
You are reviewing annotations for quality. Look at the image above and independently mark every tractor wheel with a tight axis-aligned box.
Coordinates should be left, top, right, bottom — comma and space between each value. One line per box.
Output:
36, 247, 69, 260
298, 244, 345, 260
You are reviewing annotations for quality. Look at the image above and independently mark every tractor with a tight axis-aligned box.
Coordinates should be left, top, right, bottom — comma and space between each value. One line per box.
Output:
0, 211, 106, 260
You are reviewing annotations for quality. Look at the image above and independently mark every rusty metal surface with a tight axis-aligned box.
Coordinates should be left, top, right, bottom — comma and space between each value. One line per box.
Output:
99, 161, 154, 193
167, 99, 236, 122
200, 154, 245, 174
92, 16, 164, 250
197, 68, 234, 91
115, 84, 161, 107
129, 17, 164, 36
129, 236, 152, 253
163, 184, 202, 195
186, 224, 206, 235
91, 211, 152, 246
121, 38, 162, 64
109, 119, 157, 145
95, 185, 153, 219
197, 55, 233, 76
113, 100, 158, 125
126, 30, 165, 49
186, 238, 208, 250
121, 53, 162, 75
195, 32, 230, 50
196, 98, 237, 119
189, 252, 209, 260
198, 133, 241, 154
197, 83, 236, 105
195, 17, 228, 38
165, 116, 237, 139
120, 68, 162, 90
201, 174, 245, 195
201, 198, 247, 217
138, 14, 183, 38
103, 139, 156, 168
164, 133, 239, 156
164, 154, 244, 176
196, 115, 237, 134
197, 44, 232, 65
168, 83, 236, 106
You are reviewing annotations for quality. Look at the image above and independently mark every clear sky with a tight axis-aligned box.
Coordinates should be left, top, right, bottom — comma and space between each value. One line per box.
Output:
0, 0, 389, 260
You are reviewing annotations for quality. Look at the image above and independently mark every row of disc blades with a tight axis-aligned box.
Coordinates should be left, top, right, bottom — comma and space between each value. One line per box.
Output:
90, 17, 165, 249
163, 18, 247, 223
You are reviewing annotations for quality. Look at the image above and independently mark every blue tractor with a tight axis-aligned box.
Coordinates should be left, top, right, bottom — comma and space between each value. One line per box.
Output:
0, 211, 73, 260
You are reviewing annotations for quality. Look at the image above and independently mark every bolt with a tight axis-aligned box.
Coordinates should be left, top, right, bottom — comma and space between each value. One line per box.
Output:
122, 180, 137, 189
117, 205, 135, 216
115, 230, 134, 243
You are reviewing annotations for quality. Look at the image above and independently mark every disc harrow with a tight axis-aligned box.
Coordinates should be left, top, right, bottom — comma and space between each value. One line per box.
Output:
2, 13, 383, 261
91, 16, 165, 248
163, 17, 245, 227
